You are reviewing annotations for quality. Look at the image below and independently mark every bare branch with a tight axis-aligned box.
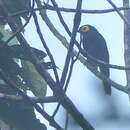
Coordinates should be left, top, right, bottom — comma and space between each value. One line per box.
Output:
65, 111, 69, 130
1, 5, 130, 19
106, 0, 129, 24
0, 92, 57, 103
32, 10, 60, 86
82, 50, 130, 70
50, 0, 82, 87
123, 0, 130, 96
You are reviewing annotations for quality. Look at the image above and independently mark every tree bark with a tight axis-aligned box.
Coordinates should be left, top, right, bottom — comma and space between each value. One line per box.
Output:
123, 0, 130, 93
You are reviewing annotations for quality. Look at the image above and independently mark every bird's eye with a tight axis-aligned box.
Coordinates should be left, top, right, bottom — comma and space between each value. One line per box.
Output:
81, 26, 89, 32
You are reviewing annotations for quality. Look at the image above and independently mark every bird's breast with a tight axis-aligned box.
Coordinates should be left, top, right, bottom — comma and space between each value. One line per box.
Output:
82, 37, 104, 58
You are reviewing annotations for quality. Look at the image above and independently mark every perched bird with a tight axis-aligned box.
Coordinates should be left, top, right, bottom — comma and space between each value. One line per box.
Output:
78, 24, 111, 95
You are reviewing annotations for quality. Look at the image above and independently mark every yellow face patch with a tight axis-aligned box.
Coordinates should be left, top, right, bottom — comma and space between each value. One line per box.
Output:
81, 25, 90, 32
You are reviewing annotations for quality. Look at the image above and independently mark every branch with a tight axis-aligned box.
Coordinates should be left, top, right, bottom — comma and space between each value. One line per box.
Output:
52, 57, 77, 122
50, 0, 82, 87
41, 4, 130, 14
106, 0, 129, 24
123, 0, 130, 95
1, 5, 130, 19
32, 10, 60, 85
82, 50, 130, 70
61, 0, 82, 86
0, 92, 57, 103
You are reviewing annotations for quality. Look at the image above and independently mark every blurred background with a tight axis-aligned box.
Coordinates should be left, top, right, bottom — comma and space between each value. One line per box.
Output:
24, 0, 130, 129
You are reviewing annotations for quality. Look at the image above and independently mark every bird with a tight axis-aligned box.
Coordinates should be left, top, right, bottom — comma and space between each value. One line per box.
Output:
78, 24, 111, 95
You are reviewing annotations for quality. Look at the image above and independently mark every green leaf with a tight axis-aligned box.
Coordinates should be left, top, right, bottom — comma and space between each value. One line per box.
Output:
21, 61, 47, 103
0, 28, 18, 45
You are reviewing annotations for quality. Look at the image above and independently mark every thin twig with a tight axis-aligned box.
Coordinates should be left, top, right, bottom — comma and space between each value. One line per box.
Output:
106, 0, 129, 25
52, 57, 76, 118
50, 0, 82, 87
32, 10, 60, 86
52, 103, 60, 117
83, 50, 130, 70
44, 5, 130, 14
0, 92, 57, 103
50, 0, 75, 118
1, 5, 130, 19
51, 0, 82, 121
63, 38, 81, 92
65, 111, 69, 130
64, 57, 76, 92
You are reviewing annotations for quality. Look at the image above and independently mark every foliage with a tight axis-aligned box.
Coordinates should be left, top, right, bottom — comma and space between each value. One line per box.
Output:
0, 0, 30, 27
0, 7, 48, 129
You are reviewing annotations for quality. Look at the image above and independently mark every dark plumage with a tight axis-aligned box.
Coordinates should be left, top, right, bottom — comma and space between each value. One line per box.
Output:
78, 24, 111, 95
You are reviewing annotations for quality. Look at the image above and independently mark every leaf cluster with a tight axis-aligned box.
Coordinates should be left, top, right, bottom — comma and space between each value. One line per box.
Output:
0, 0, 29, 27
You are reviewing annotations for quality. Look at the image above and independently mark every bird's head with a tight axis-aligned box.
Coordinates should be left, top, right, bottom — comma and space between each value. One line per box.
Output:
78, 24, 98, 35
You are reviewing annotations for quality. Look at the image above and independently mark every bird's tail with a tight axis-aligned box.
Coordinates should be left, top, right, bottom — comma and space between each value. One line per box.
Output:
100, 66, 111, 95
